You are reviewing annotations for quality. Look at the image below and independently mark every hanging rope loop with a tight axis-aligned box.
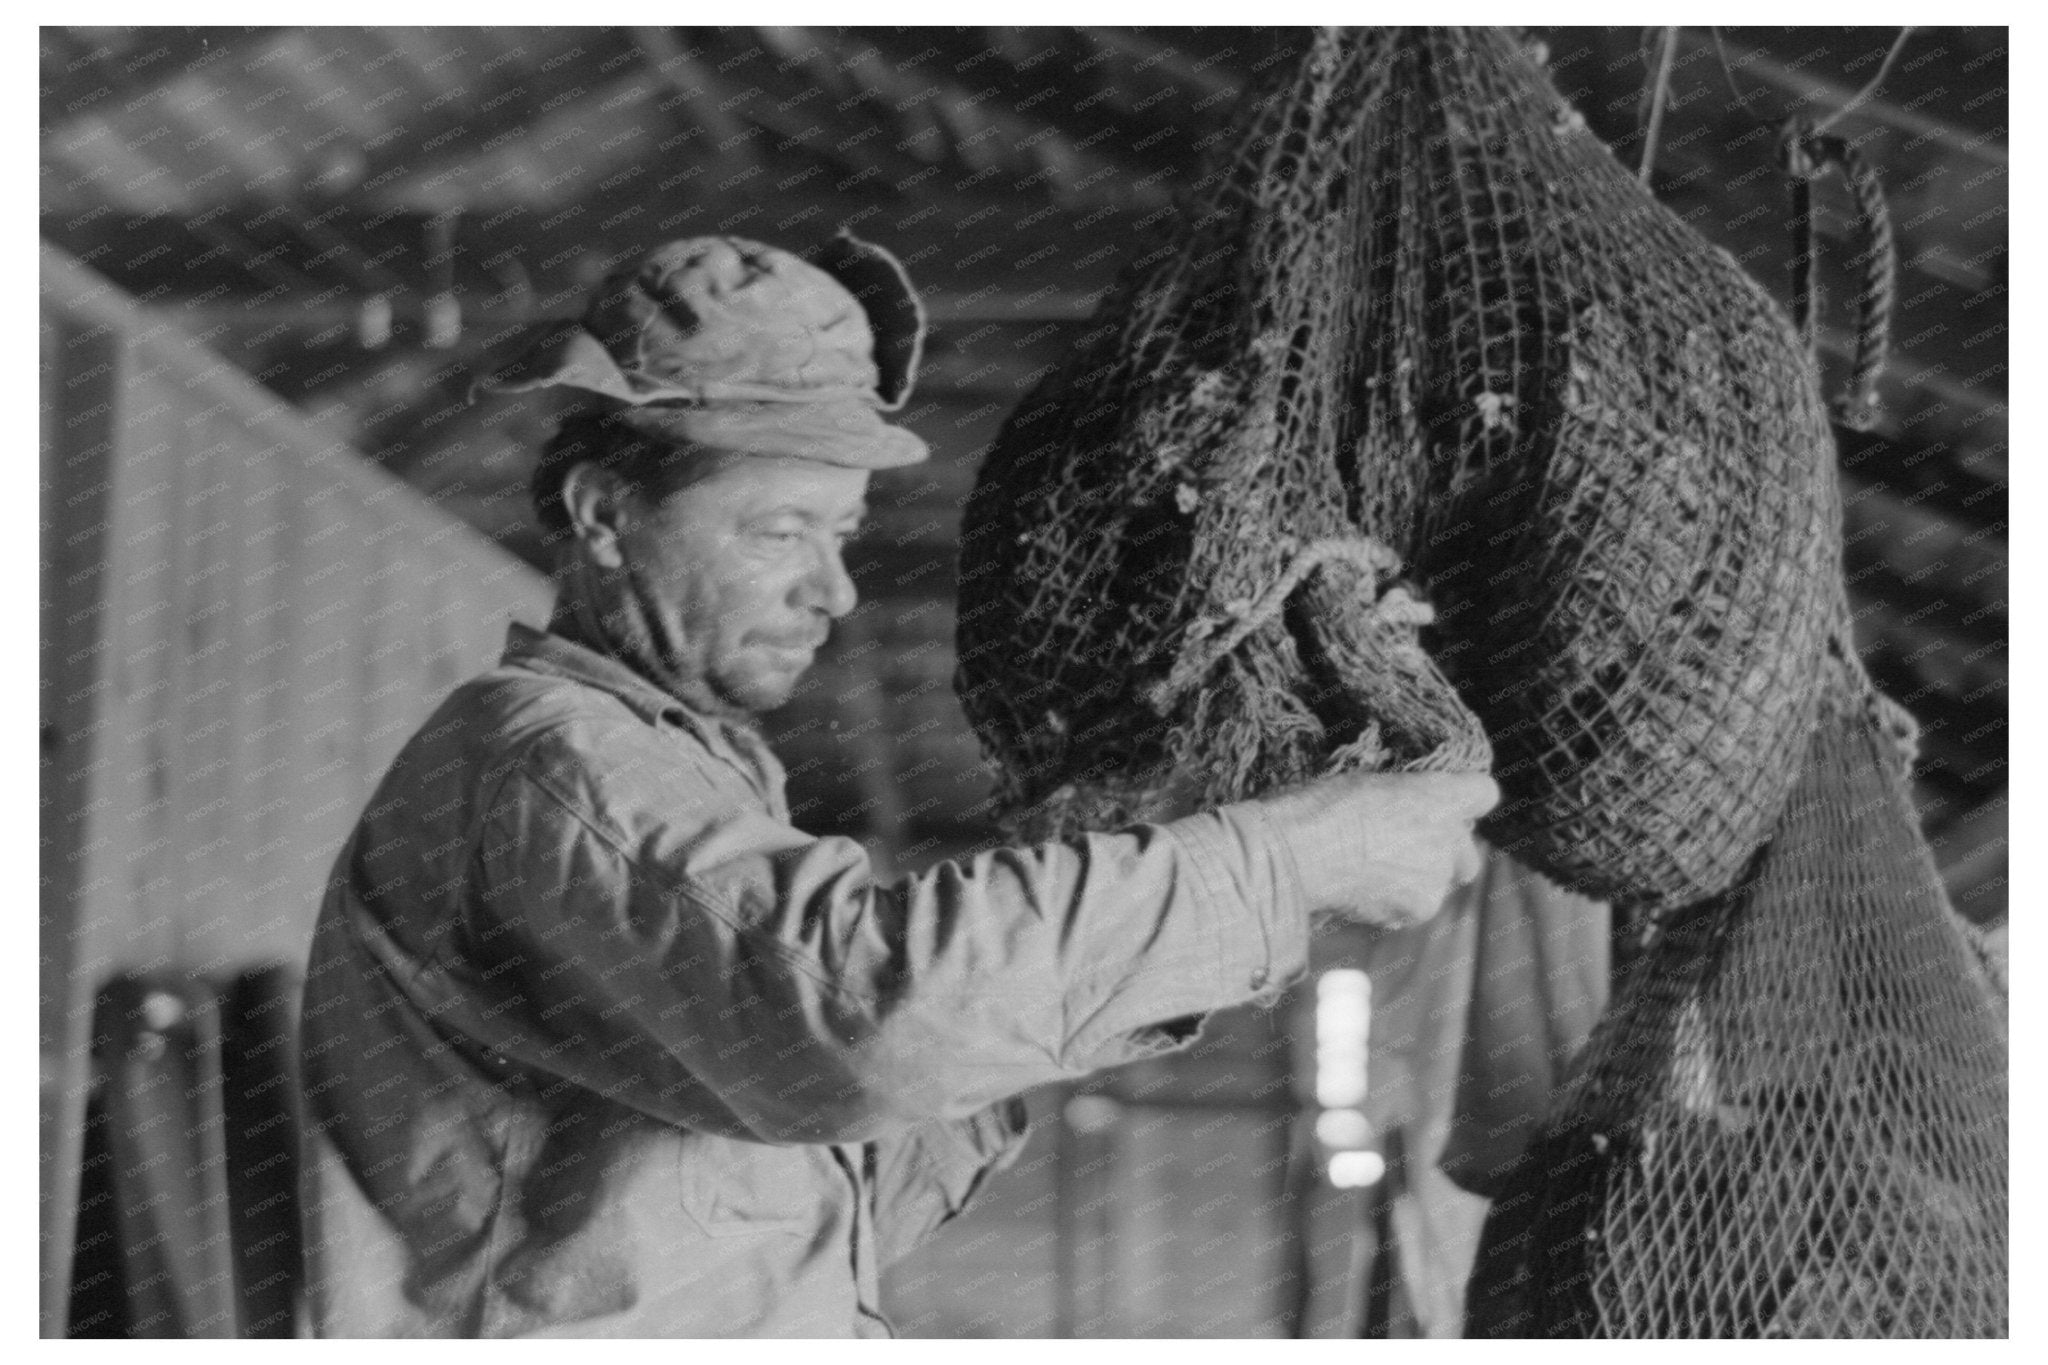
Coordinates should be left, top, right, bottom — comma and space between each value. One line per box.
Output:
1778, 117, 1897, 431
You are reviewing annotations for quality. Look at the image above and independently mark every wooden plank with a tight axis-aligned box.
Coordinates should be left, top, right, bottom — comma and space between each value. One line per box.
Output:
1930, 786, 2006, 890
1840, 467, 2005, 620
40, 244, 555, 1334
38, 304, 125, 1338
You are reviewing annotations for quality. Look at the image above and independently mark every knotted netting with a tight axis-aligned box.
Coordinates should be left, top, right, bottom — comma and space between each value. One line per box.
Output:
956, 27, 1837, 911
1474, 670, 2007, 1337
954, 25, 2005, 1338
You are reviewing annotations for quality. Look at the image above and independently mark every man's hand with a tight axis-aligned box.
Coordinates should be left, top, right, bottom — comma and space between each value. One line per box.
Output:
1258, 771, 1499, 929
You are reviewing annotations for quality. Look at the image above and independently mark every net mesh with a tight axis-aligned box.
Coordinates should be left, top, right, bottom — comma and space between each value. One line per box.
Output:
1473, 674, 2008, 1338
955, 27, 1838, 909
953, 24, 2006, 1338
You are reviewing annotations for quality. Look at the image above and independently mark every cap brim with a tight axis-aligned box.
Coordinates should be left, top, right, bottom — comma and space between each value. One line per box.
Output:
474, 317, 906, 411
617, 400, 928, 470
470, 319, 649, 403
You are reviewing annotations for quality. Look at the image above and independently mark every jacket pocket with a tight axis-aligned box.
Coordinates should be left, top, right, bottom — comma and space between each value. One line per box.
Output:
675, 1131, 823, 1238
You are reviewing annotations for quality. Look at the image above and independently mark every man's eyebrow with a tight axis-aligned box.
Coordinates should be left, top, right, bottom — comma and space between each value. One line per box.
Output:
750, 503, 869, 524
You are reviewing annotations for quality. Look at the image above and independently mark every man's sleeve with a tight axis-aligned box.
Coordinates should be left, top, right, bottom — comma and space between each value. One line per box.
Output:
423, 718, 1309, 1144
867, 1097, 1031, 1267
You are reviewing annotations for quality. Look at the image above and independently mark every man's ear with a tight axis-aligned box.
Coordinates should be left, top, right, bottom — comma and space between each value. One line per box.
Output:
559, 462, 631, 570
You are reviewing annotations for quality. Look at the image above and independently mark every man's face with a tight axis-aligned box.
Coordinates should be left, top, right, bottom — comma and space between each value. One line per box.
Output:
613, 454, 870, 717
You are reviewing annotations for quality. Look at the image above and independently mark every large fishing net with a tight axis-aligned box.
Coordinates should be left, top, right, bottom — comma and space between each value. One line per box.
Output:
954, 25, 2005, 1338
956, 27, 1838, 910
1471, 674, 2008, 1337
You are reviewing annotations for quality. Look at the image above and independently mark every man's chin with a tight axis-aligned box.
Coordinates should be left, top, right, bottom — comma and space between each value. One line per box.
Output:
712, 663, 809, 716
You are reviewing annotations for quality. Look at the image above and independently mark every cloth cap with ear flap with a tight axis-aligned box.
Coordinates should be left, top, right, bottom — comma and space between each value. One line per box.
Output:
472, 230, 930, 469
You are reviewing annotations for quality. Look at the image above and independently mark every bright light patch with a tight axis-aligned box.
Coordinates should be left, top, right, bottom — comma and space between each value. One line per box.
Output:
1328, 1150, 1387, 1188
1314, 1107, 1373, 1149
1314, 968, 1371, 1109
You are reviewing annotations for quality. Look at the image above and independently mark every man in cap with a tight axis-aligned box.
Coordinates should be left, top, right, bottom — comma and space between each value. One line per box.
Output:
297, 233, 1497, 1337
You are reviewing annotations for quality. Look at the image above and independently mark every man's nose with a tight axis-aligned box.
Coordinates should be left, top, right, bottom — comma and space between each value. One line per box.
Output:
802, 544, 859, 619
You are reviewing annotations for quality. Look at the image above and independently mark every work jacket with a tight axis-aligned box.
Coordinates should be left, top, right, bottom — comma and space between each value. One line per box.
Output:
298, 622, 1310, 1336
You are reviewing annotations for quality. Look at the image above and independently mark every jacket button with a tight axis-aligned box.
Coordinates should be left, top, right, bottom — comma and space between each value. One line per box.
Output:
1249, 969, 1269, 990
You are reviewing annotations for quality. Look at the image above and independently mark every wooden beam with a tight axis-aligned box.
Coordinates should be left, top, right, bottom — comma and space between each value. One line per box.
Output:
1839, 468, 2006, 637
1837, 427, 2005, 537
1690, 30, 2006, 168
744, 25, 1173, 213
1931, 785, 2006, 871
153, 285, 1110, 335
38, 27, 285, 130
1929, 787, 2008, 926
38, 296, 125, 1339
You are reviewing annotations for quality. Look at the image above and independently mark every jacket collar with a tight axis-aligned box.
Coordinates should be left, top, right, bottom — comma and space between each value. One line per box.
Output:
500, 622, 789, 811
502, 620, 692, 727
499, 618, 780, 776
